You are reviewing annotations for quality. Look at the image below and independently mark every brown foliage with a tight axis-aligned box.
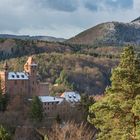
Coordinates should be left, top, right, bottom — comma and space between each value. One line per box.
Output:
47, 122, 95, 140
0, 95, 30, 128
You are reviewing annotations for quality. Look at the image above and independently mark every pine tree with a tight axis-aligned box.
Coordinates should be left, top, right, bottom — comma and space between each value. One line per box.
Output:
88, 46, 140, 140
30, 96, 43, 122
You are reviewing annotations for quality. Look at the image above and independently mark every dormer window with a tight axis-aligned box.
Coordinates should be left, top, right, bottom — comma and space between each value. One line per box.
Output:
21, 75, 24, 78
73, 95, 76, 98
17, 75, 19, 78
68, 95, 72, 98
12, 75, 15, 78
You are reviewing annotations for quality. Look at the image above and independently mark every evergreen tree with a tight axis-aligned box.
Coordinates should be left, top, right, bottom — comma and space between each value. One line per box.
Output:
30, 96, 43, 122
0, 94, 8, 112
88, 46, 140, 140
0, 125, 11, 140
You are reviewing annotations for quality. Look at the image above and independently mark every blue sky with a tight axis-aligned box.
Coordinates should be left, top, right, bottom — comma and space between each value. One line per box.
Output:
0, 0, 139, 38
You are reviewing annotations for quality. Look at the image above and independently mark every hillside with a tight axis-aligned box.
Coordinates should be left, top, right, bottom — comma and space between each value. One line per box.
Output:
0, 38, 72, 60
67, 17, 140, 46
0, 38, 122, 60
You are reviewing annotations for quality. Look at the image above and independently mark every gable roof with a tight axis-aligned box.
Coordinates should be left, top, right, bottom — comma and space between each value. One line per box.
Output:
60, 91, 81, 103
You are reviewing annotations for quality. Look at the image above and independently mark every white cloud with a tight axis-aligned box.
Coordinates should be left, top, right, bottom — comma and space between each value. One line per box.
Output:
134, 0, 140, 10
0, 0, 139, 38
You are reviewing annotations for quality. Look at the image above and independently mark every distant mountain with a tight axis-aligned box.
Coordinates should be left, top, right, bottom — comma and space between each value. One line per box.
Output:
67, 17, 140, 46
0, 34, 66, 42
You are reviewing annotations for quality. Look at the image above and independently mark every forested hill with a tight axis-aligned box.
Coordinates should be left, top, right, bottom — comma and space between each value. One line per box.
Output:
0, 38, 122, 60
0, 34, 65, 42
0, 53, 117, 95
1, 38, 140, 95
0, 38, 121, 95
0, 38, 71, 60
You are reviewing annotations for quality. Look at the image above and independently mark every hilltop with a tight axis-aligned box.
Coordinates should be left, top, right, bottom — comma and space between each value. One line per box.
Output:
132, 16, 140, 25
67, 17, 140, 46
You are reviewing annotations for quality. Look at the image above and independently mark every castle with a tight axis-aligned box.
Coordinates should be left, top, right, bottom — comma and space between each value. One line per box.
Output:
0, 56, 82, 119
0, 56, 39, 97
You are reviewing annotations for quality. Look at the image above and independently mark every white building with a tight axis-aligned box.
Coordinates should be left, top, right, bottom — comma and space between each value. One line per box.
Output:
38, 92, 81, 118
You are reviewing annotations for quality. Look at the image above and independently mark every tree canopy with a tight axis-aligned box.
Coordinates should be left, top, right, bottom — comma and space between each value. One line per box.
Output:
88, 46, 140, 140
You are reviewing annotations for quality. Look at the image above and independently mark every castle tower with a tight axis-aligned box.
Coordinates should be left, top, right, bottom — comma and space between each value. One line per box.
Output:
24, 56, 38, 95
0, 61, 9, 94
